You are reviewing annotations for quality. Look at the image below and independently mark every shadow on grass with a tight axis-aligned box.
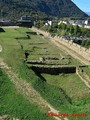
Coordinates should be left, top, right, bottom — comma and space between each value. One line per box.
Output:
31, 67, 72, 104
31, 68, 46, 82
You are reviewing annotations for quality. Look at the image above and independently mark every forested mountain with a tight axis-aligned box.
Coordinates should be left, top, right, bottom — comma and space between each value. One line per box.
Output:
0, 0, 88, 20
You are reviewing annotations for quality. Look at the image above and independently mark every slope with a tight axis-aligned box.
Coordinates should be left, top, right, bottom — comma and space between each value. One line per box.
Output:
0, 0, 88, 19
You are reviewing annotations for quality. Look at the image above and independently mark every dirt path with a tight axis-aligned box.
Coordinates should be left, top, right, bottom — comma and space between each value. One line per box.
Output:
51, 40, 89, 65
0, 58, 69, 120
31, 27, 90, 65
76, 68, 90, 88
0, 115, 19, 120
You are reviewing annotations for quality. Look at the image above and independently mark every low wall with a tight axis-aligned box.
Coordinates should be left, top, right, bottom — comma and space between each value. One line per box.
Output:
31, 66, 76, 74
32, 28, 90, 63
54, 37, 90, 62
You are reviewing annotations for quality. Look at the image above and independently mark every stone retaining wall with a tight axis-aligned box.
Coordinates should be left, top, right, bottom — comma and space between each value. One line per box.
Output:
31, 66, 76, 74
54, 36, 90, 62
33, 28, 90, 63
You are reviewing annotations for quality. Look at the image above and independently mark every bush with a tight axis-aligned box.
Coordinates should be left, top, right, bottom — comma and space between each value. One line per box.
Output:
0, 28, 5, 32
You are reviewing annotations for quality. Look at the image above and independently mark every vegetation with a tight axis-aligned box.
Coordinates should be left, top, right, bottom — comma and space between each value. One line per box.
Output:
39, 23, 90, 48
79, 66, 90, 77
0, 69, 53, 120
0, 28, 90, 120
0, 0, 88, 20
43, 23, 90, 37
0, 28, 5, 32
40, 73, 90, 118
81, 40, 90, 48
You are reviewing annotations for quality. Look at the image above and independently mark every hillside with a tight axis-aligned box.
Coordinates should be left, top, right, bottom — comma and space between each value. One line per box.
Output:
0, 0, 88, 19
0, 27, 90, 120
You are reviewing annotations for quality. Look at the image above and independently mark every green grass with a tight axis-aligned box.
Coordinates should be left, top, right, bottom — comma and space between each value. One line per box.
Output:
26, 36, 81, 65
22, 67, 90, 120
80, 66, 90, 77
0, 27, 81, 74
14, 63, 90, 120
0, 28, 90, 120
41, 73, 89, 100
0, 69, 54, 120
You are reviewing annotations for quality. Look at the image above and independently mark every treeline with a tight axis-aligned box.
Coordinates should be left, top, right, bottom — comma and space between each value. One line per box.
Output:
36, 22, 90, 37
48, 23, 90, 37
34, 21, 90, 48
73, 40, 90, 49
81, 40, 90, 48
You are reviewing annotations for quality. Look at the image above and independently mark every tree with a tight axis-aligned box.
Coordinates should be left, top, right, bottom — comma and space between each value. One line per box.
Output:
58, 23, 66, 30
82, 40, 90, 48
85, 40, 90, 48
70, 25, 74, 35
74, 25, 81, 36
40, 20, 44, 27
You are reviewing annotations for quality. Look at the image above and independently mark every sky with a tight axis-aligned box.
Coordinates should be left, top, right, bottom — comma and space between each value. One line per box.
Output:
72, 0, 90, 12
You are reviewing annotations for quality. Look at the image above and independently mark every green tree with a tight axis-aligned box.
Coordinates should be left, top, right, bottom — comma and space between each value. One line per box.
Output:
40, 20, 44, 27
74, 25, 81, 36
70, 25, 74, 35
82, 40, 90, 48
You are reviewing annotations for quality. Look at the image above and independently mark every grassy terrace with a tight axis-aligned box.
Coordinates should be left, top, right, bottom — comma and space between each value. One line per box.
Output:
0, 69, 53, 120
42, 73, 89, 100
0, 28, 90, 120
0, 28, 81, 66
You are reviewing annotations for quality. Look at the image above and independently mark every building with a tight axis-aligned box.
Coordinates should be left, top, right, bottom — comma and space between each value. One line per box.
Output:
58, 19, 90, 27
58, 20, 69, 25
18, 16, 33, 28
0, 19, 11, 26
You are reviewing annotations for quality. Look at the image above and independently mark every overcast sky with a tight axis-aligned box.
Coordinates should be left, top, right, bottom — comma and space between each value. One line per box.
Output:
72, 0, 90, 12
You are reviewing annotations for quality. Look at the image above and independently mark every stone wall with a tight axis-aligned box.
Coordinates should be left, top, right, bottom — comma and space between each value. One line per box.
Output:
31, 66, 76, 74
54, 36, 90, 62
33, 28, 90, 62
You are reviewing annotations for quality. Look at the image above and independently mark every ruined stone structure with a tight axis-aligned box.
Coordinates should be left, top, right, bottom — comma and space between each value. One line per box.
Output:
31, 66, 76, 75
34, 28, 90, 63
